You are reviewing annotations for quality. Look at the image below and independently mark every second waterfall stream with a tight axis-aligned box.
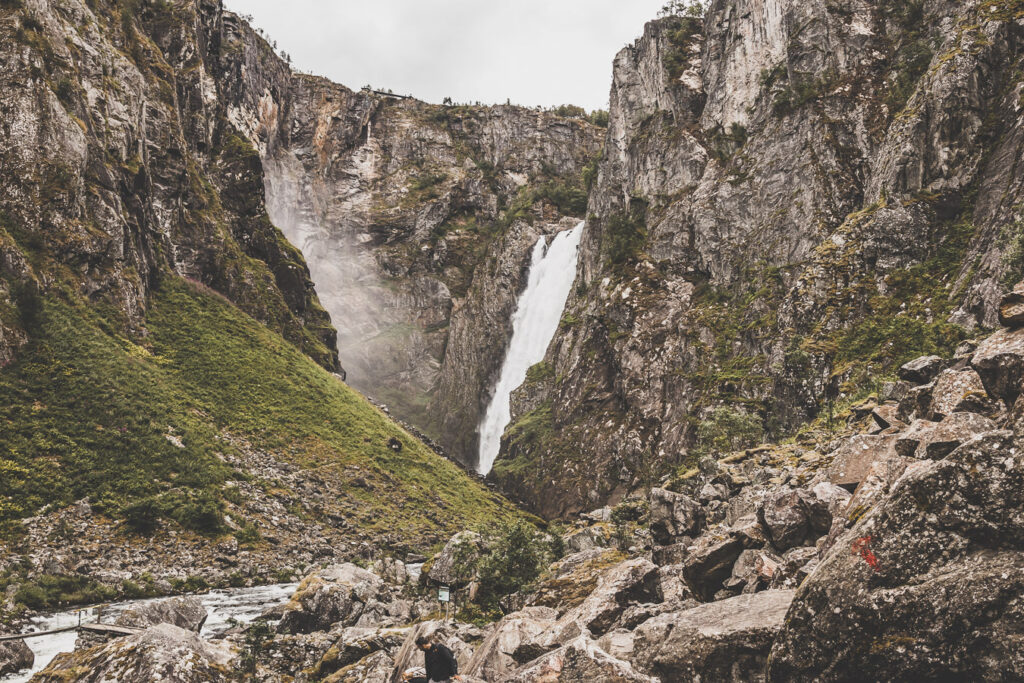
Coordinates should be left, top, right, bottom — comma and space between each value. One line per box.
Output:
477, 222, 585, 474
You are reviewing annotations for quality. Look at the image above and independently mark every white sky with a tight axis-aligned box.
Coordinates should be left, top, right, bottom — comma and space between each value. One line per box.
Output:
224, 0, 669, 111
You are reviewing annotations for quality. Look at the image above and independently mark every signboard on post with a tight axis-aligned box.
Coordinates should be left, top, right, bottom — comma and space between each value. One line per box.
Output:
438, 586, 451, 603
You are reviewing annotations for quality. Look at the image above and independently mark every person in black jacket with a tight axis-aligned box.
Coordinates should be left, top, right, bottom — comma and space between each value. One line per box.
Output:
402, 634, 461, 683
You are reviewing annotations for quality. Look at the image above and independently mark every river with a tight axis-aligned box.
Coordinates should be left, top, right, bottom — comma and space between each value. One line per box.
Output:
0, 582, 297, 681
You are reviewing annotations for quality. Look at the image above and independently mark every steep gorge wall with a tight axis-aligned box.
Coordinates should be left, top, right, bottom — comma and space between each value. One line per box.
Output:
0, 0, 339, 371
494, 0, 1024, 517
216, 17, 604, 465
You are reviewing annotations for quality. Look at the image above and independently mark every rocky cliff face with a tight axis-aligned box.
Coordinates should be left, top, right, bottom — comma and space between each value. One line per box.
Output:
0, 0, 338, 372
215, 18, 603, 461
494, 0, 1024, 517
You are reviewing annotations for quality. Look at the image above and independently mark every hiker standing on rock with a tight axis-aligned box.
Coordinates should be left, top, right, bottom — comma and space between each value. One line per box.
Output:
402, 634, 461, 683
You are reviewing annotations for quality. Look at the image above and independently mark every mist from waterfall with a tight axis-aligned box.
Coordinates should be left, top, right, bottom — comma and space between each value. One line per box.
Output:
477, 222, 585, 474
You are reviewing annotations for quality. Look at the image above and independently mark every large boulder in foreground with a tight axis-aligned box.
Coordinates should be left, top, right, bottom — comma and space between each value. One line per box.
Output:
115, 596, 208, 632
389, 620, 482, 682
463, 606, 558, 680
633, 590, 794, 682
34, 623, 233, 682
545, 558, 662, 645
278, 564, 386, 634
506, 636, 656, 682
768, 431, 1024, 682
0, 639, 34, 676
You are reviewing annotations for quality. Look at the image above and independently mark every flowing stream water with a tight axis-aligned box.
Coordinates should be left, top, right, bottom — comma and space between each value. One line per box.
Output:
477, 222, 585, 474
0, 582, 297, 682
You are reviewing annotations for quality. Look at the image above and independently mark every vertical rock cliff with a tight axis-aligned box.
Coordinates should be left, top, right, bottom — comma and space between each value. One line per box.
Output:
0, 0, 338, 372
494, 0, 1024, 517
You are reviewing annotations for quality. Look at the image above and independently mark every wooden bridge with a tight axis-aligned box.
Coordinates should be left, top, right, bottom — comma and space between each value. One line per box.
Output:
0, 622, 141, 642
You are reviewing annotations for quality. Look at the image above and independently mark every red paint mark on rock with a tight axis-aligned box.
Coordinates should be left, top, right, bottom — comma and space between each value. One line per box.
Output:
851, 535, 880, 570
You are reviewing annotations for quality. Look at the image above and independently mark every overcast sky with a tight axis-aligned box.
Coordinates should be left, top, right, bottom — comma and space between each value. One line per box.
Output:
225, 0, 669, 111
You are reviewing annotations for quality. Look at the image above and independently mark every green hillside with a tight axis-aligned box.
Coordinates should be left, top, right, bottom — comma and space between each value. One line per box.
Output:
0, 276, 512, 542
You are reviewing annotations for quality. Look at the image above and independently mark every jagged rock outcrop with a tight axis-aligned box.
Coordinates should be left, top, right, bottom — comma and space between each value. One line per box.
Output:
463, 606, 559, 680
0, 0, 339, 371
492, 0, 1024, 518
768, 430, 1024, 681
0, 639, 33, 676
35, 623, 234, 682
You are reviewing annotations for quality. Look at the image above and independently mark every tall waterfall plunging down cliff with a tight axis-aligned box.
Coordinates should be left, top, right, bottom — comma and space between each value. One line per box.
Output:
477, 222, 585, 474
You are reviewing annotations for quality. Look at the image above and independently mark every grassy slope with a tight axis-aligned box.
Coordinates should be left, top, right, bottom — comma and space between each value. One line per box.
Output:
0, 277, 512, 542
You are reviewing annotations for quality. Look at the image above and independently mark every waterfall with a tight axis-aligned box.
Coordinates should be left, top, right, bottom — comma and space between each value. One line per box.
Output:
477, 222, 585, 474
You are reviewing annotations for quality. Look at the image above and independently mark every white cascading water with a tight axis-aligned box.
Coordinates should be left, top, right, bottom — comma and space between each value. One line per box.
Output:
477, 222, 585, 474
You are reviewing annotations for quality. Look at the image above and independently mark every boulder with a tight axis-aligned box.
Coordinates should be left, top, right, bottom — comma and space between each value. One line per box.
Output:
724, 485, 772, 525
825, 434, 900, 487
728, 548, 783, 592
329, 649, 395, 682
0, 639, 33, 676
898, 355, 947, 384
261, 629, 337, 677
880, 380, 911, 402
681, 533, 745, 601
596, 628, 637, 662
390, 621, 481, 682
759, 489, 809, 551
546, 558, 661, 642
425, 531, 482, 586
999, 282, 1024, 327
581, 506, 612, 523
34, 623, 233, 682
797, 482, 851, 535
632, 590, 795, 682
305, 626, 409, 681
897, 382, 934, 422
651, 540, 690, 565
698, 481, 730, 503
526, 549, 624, 613
649, 488, 704, 545
506, 636, 656, 682
115, 596, 208, 632
729, 513, 770, 547
769, 431, 1024, 682
278, 564, 386, 634
837, 455, 921, 534
463, 606, 558, 680
928, 368, 993, 419
894, 412, 998, 459
562, 525, 613, 553
972, 327, 1024, 406
870, 403, 903, 430
770, 547, 818, 589
657, 563, 696, 605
